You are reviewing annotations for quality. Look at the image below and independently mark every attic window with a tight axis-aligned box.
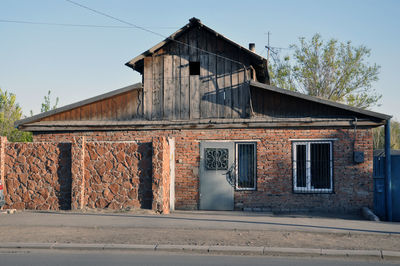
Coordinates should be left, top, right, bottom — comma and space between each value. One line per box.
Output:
189, 61, 200, 75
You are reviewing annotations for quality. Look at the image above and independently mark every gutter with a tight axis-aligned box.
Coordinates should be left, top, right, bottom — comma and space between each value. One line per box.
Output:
385, 118, 392, 221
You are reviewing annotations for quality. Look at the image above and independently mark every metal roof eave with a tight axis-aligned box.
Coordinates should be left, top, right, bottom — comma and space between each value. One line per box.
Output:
250, 80, 391, 121
15, 83, 142, 128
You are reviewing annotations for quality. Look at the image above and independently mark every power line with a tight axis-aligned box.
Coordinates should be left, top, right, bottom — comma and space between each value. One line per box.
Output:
0, 19, 178, 29
65, 0, 167, 38
64, 0, 252, 67
64, 0, 259, 116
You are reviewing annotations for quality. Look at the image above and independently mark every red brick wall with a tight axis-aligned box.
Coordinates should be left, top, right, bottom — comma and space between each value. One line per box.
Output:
2, 140, 71, 210
34, 127, 373, 213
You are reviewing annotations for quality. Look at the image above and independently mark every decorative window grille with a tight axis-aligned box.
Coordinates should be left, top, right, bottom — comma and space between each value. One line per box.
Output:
292, 141, 333, 193
205, 148, 228, 170
235, 143, 256, 190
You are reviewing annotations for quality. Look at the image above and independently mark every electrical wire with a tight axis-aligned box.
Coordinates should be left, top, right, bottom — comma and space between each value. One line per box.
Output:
64, 0, 257, 117
0, 19, 178, 29
65, 0, 169, 39
64, 0, 255, 68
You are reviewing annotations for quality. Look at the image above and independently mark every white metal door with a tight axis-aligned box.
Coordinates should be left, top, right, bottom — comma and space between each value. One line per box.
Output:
199, 141, 234, 210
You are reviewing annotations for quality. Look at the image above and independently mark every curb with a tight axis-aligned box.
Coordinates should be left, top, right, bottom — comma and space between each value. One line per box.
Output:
0, 243, 399, 260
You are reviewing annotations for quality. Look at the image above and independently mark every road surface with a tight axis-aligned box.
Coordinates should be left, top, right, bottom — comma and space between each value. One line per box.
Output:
0, 250, 397, 266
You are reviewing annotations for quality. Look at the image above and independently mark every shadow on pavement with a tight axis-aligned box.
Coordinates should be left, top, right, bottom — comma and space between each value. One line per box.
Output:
30, 210, 400, 235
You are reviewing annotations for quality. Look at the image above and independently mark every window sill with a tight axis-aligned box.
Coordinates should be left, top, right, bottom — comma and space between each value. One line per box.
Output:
293, 190, 333, 194
235, 187, 257, 191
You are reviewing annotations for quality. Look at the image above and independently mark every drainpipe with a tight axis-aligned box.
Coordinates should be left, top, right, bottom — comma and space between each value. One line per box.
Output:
385, 118, 392, 221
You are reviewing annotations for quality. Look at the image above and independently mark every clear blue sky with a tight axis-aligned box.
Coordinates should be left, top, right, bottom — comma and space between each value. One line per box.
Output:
1, 0, 399, 121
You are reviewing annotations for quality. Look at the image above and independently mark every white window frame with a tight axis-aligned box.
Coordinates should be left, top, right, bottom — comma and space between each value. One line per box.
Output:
292, 141, 333, 193
235, 142, 257, 191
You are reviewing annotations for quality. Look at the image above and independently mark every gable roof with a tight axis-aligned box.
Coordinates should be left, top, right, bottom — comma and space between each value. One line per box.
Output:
15, 83, 142, 127
250, 81, 391, 121
125, 17, 267, 74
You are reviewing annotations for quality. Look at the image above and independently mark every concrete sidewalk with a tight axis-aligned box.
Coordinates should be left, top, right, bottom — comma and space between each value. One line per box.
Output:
1, 210, 398, 234
0, 210, 399, 257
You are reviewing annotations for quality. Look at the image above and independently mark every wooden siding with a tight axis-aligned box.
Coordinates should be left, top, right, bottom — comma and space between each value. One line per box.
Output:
42, 90, 142, 122
143, 26, 251, 121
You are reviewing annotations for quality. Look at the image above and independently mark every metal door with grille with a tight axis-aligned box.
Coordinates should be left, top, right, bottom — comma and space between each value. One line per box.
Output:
199, 142, 234, 210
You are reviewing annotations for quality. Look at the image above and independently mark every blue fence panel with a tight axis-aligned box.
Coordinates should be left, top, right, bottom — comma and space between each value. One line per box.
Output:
392, 155, 400, 221
373, 156, 386, 219
373, 155, 400, 221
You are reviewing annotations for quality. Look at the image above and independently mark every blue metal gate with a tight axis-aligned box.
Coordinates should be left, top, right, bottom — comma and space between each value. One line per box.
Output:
373, 154, 400, 221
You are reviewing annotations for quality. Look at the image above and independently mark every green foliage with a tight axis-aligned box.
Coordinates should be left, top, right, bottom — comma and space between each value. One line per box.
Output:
373, 120, 400, 150
0, 89, 32, 142
41, 90, 59, 113
269, 33, 381, 109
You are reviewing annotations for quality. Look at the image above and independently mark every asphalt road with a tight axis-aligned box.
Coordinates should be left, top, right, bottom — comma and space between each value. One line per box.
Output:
0, 250, 397, 266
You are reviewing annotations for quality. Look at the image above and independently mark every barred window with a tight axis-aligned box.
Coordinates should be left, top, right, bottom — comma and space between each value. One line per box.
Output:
292, 141, 333, 193
236, 142, 256, 190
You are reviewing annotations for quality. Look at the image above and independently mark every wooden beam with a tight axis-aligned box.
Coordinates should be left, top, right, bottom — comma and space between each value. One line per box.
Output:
21, 118, 385, 132
163, 55, 174, 120
189, 27, 200, 119
143, 57, 153, 120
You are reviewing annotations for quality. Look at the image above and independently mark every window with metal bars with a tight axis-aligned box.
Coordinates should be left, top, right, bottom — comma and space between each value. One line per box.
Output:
235, 142, 256, 190
292, 141, 333, 193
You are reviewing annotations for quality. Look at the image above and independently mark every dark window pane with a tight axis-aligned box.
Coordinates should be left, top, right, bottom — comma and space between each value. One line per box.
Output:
296, 145, 307, 188
189, 61, 200, 75
310, 143, 330, 189
237, 144, 255, 188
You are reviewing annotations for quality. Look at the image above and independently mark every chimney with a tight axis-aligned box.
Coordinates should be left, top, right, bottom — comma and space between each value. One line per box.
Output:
249, 43, 255, 52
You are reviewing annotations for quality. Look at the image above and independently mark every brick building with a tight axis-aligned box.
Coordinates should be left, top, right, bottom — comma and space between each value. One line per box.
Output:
12, 18, 390, 213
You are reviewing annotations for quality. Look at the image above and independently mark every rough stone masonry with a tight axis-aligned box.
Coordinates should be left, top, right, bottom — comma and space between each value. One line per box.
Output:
0, 136, 171, 213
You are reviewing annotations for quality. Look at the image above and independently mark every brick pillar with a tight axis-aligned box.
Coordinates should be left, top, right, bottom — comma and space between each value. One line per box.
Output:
152, 137, 170, 214
0, 136, 6, 209
71, 136, 85, 210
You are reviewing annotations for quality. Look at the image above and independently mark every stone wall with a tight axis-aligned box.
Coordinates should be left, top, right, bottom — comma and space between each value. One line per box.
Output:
83, 141, 152, 209
34, 128, 374, 213
1, 136, 171, 213
152, 137, 170, 214
1, 138, 71, 210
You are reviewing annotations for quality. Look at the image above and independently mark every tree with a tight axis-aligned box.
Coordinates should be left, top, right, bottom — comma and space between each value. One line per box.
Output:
269, 33, 381, 109
41, 90, 59, 113
0, 89, 32, 142
373, 121, 400, 150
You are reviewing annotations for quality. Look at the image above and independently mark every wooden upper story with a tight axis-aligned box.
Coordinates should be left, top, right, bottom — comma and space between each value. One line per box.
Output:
126, 17, 269, 120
